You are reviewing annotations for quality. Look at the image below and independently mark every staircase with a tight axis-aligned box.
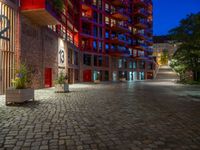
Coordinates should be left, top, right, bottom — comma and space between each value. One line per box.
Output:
155, 66, 178, 81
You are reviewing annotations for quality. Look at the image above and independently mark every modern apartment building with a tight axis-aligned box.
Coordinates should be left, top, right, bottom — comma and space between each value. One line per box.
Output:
79, 0, 154, 82
0, 0, 155, 94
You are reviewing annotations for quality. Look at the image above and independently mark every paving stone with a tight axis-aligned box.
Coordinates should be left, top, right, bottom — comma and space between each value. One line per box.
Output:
0, 81, 200, 149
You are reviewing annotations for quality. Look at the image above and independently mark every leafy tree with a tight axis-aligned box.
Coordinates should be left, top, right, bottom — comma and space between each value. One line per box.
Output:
169, 12, 200, 81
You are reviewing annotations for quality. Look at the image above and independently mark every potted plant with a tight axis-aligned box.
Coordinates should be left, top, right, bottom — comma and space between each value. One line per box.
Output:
5, 64, 34, 105
55, 72, 69, 93
52, 0, 64, 12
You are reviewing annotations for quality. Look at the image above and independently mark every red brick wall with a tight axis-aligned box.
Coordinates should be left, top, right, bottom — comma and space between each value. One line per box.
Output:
20, 16, 59, 89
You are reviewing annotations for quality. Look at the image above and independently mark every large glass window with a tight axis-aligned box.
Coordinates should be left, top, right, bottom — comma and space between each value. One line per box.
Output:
118, 59, 122, 68
99, 13, 103, 24
105, 17, 109, 25
105, 30, 109, 38
93, 11, 98, 22
98, 41, 102, 52
74, 51, 78, 65
93, 40, 97, 51
93, 26, 98, 37
83, 54, 91, 66
105, 3, 109, 13
129, 61, 133, 69
94, 55, 98, 66
98, 56, 103, 67
133, 61, 137, 69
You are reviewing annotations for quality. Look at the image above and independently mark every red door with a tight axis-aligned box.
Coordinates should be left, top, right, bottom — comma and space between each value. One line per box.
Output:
45, 68, 52, 88
83, 70, 91, 82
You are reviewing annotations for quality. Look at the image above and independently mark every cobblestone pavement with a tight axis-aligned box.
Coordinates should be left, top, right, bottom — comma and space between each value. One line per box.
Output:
0, 67, 200, 150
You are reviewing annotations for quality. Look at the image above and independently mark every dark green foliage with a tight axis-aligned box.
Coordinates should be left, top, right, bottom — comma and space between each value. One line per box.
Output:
52, 0, 64, 12
169, 12, 200, 82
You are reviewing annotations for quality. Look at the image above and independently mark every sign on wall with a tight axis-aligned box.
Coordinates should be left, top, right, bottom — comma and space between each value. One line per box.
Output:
59, 48, 65, 64
0, 15, 10, 41
58, 38, 66, 70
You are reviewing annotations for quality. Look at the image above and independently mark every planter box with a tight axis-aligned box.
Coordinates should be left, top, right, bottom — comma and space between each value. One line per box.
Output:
55, 84, 69, 93
6, 88, 34, 105
119, 78, 126, 82
94, 80, 100, 84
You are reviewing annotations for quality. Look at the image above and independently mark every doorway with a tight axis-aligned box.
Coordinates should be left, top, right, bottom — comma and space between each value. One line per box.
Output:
45, 68, 52, 88
112, 71, 117, 81
83, 70, 91, 82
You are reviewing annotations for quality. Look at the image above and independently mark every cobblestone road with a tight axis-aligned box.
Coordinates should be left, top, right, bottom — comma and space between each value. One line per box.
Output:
0, 67, 200, 150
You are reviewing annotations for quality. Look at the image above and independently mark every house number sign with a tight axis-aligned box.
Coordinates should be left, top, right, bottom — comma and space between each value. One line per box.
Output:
59, 48, 65, 64
0, 15, 10, 41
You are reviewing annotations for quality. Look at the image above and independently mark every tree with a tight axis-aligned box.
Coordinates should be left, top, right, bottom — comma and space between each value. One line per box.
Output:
169, 12, 200, 81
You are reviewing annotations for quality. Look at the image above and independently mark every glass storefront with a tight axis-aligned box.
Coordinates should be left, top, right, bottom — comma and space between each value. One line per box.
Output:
0, 1, 17, 94
139, 72, 145, 80
129, 71, 137, 81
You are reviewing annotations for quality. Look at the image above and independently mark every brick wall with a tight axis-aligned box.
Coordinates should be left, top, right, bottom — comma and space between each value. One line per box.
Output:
20, 16, 59, 89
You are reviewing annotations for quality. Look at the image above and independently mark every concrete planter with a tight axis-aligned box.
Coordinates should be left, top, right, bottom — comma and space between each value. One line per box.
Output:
6, 88, 34, 105
94, 80, 100, 84
55, 83, 69, 93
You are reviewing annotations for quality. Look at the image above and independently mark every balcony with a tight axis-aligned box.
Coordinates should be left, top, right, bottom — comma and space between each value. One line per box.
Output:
111, 9, 129, 21
146, 40, 153, 46
131, 43, 145, 51
146, 29, 153, 37
134, 0, 147, 8
134, 9, 148, 18
111, 24, 129, 33
134, 33, 146, 40
20, 0, 66, 25
109, 48, 130, 57
110, 37, 128, 46
134, 20, 148, 29
110, 0, 126, 8
81, 45, 93, 52
80, 29, 93, 38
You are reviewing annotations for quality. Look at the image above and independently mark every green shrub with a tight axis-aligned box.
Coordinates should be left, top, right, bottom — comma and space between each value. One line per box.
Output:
55, 72, 68, 84
12, 64, 28, 89
53, 0, 64, 12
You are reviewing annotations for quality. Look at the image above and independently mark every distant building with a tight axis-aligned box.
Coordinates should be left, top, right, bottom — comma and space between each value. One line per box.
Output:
153, 36, 178, 65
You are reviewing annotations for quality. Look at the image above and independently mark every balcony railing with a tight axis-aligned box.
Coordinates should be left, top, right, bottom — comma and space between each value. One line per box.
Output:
82, 29, 91, 35
20, 0, 67, 25
134, 9, 148, 18
111, 23, 129, 33
46, 0, 67, 25
110, 37, 128, 46
110, 0, 127, 8
109, 48, 130, 56
111, 9, 129, 21
134, 19, 148, 29
134, 0, 147, 8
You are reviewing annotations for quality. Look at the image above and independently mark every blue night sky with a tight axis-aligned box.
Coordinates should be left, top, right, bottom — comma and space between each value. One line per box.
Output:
153, 0, 200, 35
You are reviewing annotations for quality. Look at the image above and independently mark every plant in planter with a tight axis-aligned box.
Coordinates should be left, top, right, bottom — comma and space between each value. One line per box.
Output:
52, 0, 64, 12
6, 64, 34, 105
55, 72, 69, 93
